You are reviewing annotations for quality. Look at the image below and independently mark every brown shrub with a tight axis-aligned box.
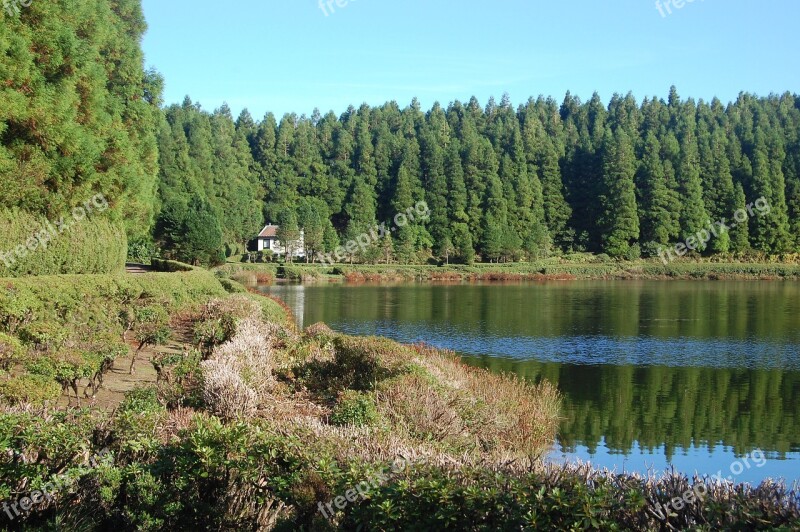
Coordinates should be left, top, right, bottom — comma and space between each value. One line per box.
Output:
200, 356, 258, 419
304, 322, 334, 339
378, 373, 474, 452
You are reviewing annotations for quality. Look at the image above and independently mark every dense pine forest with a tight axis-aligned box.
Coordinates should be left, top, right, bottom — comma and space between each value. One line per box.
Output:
155, 90, 800, 265
2, 0, 800, 271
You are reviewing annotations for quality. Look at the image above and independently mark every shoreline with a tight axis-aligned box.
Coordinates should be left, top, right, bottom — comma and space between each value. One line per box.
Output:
218, 259, 800, 285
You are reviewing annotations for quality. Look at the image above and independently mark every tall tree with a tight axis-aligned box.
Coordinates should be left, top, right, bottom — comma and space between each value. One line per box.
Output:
637, 132, 680, 248
599, 128, 639, 257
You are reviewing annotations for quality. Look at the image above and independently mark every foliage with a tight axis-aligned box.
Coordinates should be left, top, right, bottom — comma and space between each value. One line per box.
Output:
154, 89, 800, 263
0, 0, 161, 243
0, 209, 128, 277
0, 374, 61, 405
330, 390, 378, 427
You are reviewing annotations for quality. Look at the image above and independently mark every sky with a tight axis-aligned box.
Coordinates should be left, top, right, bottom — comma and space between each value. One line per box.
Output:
140, 0, 800, 120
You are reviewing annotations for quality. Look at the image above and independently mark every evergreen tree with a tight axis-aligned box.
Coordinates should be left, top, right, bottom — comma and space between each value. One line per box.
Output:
677, 128, 709, 249
729, 183, 750, 253
637, 132, 680, 248
276, 210, 301, 262
539, 139, 572, 246
599, 128, 639, 257
181, 197, 225, 266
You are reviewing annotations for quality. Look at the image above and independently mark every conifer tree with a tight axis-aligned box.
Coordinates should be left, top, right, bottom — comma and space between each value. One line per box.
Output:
599, 128, 639, 257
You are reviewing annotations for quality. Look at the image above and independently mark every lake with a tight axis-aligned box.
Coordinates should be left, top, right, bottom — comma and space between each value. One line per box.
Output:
262, 280, 800, 485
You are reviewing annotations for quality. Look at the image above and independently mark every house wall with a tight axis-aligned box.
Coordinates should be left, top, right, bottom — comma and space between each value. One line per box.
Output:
256, 237, 305, 257
256, 231, 306, 258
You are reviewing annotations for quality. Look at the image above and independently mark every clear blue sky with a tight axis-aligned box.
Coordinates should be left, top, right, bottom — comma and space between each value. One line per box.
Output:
141, 0, 800, 119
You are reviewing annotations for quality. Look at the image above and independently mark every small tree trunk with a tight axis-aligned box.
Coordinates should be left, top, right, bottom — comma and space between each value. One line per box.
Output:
129, 343, 145, 374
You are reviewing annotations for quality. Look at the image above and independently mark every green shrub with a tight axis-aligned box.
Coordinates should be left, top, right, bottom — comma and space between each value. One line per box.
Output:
625, 243, 642, 261
219, 278, 247, 293
128, 239, 157, 264
17, 321, 69, 351
150, 259, 197, 272
0, 332, 24, 370
330, 390, 378, 427
0, 374, 61, 405
0, 209, 127, 277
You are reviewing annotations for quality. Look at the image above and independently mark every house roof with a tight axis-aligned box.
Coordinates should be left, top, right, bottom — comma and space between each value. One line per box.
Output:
258, 224, 278, 238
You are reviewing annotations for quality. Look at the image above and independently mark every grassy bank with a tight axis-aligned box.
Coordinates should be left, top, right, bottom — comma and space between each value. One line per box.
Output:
218, 256, 800, 284
0, 273, 798, 530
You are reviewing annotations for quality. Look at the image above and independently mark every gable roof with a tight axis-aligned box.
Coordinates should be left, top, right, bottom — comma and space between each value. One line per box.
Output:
258, 224, 278, 238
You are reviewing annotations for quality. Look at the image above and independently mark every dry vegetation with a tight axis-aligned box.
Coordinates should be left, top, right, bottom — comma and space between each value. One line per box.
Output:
192, 297, 561, 468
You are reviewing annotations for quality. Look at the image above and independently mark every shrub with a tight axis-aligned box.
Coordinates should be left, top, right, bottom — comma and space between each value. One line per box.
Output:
128, 239, 156, 264
17, 322, 69, 351
129, 305, 172, 374
0, 209, 127, 277
0, 332, 24, 370
149, 258, 196, 272
200, 316, 283, 417
219, 278, 247, 293
200, 357, 258, 420
330, 390, 378, 427
305, 322, 335, 339
0, 375, 61, 405
625, 242, 642, 261
153, 349, 204, 408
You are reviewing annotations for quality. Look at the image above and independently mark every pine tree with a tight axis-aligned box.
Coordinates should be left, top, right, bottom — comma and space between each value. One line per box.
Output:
637, 132, 680, 248
599, 128, 639, 257
729, 183, 750, 253
750, 131, 791, 252
539, 139, 572, 246
677, 128, 709, 249
420, 130, 450, 259
184, 197, 225, 266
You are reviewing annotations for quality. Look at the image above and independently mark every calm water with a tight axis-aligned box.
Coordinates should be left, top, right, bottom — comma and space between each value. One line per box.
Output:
263, 281, 800, 484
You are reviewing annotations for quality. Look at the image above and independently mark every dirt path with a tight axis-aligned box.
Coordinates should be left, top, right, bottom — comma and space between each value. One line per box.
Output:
63, 329, 195, 411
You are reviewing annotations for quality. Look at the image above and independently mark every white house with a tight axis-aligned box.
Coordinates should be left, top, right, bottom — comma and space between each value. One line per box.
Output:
256, 224, 305, 258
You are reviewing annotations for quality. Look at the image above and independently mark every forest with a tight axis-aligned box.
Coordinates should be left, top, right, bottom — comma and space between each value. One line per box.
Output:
155, 89, 800, 266
1, 0, 799, 271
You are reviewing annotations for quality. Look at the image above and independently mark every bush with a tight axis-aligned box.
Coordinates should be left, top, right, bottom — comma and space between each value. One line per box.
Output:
330, 390, 378, 427
625, 242, 642, 261
128, 239, 157, 264
0, 209, 127, 277
219, 278, 247, 293
149, 258, 196, 272
0, 332, 24, 370
0, 374, 61, 405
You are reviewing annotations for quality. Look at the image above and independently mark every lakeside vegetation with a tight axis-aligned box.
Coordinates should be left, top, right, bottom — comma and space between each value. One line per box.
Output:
217, 254, 800, 284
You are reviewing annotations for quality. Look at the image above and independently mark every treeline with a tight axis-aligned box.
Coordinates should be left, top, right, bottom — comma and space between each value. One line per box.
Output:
156, 89, 800, 264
